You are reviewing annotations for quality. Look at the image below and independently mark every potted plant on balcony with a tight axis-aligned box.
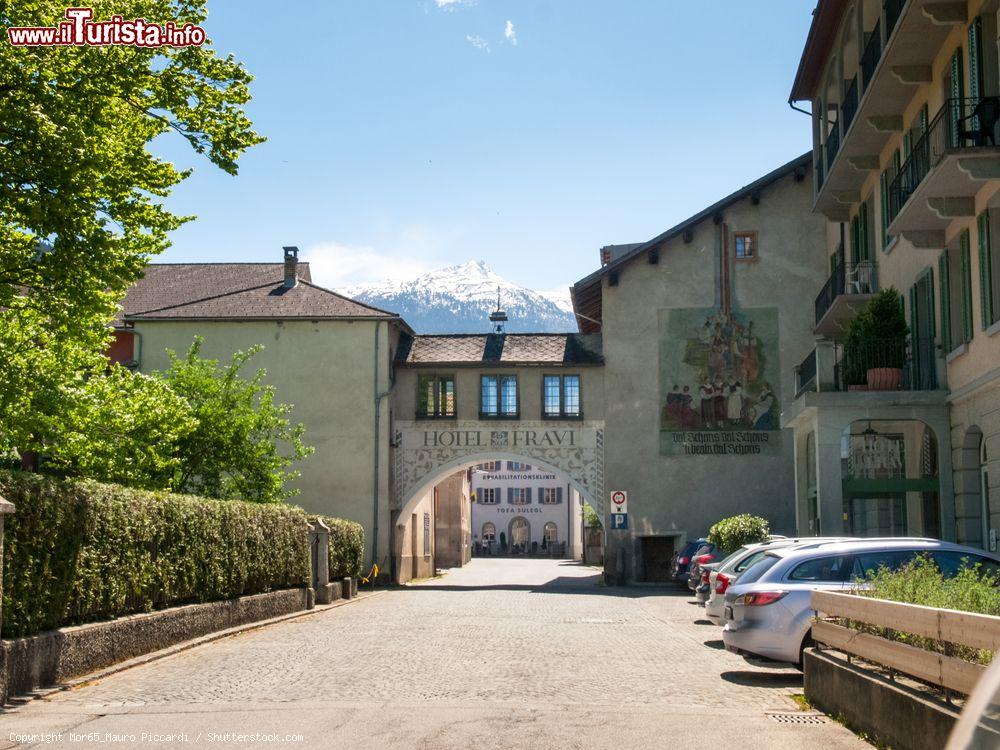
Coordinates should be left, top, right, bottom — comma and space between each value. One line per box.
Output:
844, 287, 908, 391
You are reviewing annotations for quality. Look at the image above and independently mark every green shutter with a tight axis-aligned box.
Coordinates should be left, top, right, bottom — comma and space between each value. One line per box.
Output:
970, 17, 983, 104
903, 131, 912, 159
880, 171, 890, 249
939, 251, 952, 353
960, 229, 974, 342
920, 104, 929, 136
951, 48, 965, 147
980, 210, 996, 327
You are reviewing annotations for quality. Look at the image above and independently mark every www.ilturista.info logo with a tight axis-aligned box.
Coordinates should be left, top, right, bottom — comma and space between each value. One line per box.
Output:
6, 7, 206, 47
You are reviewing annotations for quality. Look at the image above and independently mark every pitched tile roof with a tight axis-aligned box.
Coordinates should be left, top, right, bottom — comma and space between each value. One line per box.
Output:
395, 333, 603, 366
120, 263, 400, 322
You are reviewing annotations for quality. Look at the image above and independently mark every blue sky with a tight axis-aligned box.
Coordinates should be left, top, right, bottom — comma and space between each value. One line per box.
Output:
156, 1, 815, 294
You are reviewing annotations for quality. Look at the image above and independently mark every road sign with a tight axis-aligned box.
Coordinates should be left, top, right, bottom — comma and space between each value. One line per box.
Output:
610, 490, 628, 515
610, 513, 628, 530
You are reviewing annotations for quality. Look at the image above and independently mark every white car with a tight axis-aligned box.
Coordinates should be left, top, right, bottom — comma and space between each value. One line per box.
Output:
704, 538, 851, 625
721, 538, 1000, 666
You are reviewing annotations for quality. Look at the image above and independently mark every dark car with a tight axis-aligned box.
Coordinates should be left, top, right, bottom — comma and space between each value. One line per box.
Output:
687, 544, 723, 591
671, 538, 709, 583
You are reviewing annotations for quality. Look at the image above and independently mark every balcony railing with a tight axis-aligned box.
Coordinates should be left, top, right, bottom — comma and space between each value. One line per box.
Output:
842, 75, 859, 133
794, 348, 817, 398
834, 337, 937, 391
815, 154, 825, 190
888, 97, 999, 224
825, 117, 841, 172
814, 259, 879, 325
859, 20, 881, 92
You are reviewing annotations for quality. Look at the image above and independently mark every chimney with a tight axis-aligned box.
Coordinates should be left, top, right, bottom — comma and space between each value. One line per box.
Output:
282, 246, 299, 288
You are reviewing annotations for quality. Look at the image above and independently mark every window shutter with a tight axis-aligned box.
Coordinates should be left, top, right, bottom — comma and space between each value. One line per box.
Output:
939, 252, 952, 353
903, 131, 912, 160
961, 230, 974, 342
970, 17, 983, 106
495, 487, 501, 504
979, 211, 995, 328
880, 171, 889, 249
507, 487, 513, 504
951, 48, 965, 147
526, 488, 532, 503
557, 487, 563, 504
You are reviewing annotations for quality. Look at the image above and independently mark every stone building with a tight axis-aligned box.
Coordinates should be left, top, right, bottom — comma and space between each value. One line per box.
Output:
570, 154, 830, 581
789, 0, 1000, 547
470, 461, 584, 557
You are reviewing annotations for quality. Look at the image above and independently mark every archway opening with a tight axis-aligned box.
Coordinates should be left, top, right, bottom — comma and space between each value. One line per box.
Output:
392, 453, 604, 584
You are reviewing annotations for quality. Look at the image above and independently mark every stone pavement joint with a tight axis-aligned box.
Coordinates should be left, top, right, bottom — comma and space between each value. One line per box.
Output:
0, 559, 868, 749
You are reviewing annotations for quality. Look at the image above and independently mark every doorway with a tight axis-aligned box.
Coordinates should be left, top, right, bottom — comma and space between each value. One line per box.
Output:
640, 536, 675, 582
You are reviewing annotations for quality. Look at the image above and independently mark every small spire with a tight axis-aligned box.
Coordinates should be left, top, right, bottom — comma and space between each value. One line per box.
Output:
489, 286, 508, 334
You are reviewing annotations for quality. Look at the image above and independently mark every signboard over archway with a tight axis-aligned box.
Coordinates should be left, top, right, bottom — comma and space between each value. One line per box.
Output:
392, 420, 605, 518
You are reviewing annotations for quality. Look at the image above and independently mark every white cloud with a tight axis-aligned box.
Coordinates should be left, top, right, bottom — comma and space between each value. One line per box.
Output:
504, 20, 517, 46
465, 34, 490, 53
302, 242, 435, 290
436, 0, 477, 10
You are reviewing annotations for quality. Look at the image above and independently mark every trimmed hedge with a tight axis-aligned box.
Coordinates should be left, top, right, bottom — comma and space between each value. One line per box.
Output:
0, 471, 311, 638
707, 513, 770, 554
318, 515, 365, 580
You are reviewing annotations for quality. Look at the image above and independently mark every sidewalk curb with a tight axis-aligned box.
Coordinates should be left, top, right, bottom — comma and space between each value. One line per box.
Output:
3, 589, 388, 710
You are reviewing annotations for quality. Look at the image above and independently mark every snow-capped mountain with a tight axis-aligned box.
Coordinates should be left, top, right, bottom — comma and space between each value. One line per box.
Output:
339, 261, 578, 334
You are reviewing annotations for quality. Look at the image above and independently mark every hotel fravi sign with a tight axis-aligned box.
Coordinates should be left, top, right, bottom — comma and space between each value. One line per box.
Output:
392, 420, 606, 514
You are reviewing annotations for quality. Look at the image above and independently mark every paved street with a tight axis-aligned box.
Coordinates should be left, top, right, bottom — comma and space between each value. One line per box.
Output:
1, 559, 865, 749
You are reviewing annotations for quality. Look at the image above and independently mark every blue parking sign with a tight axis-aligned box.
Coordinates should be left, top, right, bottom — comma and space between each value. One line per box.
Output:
611, 513, 628, 530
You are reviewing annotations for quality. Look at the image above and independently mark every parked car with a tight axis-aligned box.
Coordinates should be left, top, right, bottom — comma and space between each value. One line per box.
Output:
721, 539, 1000, 667
671, 538, 709, 583
687, 544, 721, 591
704, 538, 854, 624
694, 562, 719, 603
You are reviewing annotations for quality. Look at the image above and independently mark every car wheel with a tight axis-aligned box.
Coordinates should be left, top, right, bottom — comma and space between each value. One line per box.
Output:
796, 634, 815, 670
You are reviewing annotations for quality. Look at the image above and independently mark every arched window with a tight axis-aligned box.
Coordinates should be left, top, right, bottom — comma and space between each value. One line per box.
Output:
544, 522, 558, 543
482, 523, 496, 542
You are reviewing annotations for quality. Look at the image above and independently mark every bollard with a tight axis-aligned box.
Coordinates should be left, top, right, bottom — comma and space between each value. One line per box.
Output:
342, 577, 353, 600
308, 520, 336, 605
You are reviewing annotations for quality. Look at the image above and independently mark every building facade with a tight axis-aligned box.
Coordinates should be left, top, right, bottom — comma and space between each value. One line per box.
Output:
571, 155, 830, 581
470, 461, 584, 557
789, 0, 1000, 548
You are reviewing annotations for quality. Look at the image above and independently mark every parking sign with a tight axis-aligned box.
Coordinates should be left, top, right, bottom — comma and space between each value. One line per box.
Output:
611, 513, 628, 530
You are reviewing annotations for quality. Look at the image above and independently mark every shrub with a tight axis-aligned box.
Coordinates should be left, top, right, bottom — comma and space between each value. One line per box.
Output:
0, 471, 311, 638
318, 516, 365, 580
852, 555, 1000, 665
707, 513, 770, 554
843, 287, 909, 385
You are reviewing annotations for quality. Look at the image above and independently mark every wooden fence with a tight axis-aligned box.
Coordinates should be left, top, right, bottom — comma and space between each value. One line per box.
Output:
811, 590, 1000, 696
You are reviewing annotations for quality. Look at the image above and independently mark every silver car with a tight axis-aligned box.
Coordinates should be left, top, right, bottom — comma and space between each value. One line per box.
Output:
721, 539, 1000, 666
704, 537, 852, 625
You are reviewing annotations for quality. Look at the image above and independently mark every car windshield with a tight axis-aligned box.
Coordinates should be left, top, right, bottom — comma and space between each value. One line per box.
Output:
734, 549, 770, 574
717, 547, 751, 572
735, 554, 780, 584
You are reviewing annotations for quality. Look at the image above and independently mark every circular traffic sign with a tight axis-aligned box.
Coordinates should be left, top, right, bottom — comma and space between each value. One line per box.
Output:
611, 491, 626, 507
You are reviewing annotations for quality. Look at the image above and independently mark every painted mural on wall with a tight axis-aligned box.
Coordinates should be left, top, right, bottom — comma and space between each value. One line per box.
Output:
658, 224, 782, 456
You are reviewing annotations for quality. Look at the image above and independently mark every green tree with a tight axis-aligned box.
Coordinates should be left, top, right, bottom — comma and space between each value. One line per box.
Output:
160, 338, 313, 503
0, 1, 263, 459
40, 365, 196, 489
707, 513, 770, 554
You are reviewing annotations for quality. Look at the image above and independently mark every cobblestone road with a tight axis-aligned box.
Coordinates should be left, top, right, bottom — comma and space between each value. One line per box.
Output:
1, 559, 866, 749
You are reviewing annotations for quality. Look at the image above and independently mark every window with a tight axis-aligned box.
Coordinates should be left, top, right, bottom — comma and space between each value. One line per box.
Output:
734, 550, 768, 573
734, 231, 757, 259
543, 522, 558, 543
787, 555, 851, 583
476, 461, 501, 473
478, 487, 498, 504
542, 374, 582, 418
482, 523, 496, 542
507, 461, 531, 471
851, 550, 916, 579
540, 487, 563, 504
737, 554, 781, 584
416, 374, 455, 418
931, 551, 1000, 579
508, 487, 531, 505
481, 374, 518, 418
